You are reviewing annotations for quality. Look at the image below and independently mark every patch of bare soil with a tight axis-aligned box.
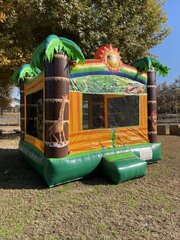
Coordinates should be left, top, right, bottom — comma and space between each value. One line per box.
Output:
0, 134, 179, 240
0, 112, 20, 126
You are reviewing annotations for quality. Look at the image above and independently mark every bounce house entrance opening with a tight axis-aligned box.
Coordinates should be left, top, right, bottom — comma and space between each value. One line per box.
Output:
82, 94, 139, 130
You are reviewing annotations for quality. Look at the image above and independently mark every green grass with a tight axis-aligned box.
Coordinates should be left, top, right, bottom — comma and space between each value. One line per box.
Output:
0, 224, 24, 238
0, 135, 179, 239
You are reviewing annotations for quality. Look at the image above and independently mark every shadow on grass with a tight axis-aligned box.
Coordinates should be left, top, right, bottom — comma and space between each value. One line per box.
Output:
0, 133, 111, 189
80, 173, 111, 186
0, 148, 46, 190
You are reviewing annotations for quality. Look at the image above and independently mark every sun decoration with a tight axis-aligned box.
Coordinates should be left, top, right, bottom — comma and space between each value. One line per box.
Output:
94, 44, 122, 71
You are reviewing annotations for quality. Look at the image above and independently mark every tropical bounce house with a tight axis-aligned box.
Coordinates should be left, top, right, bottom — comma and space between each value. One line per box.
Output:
12, 35, 169, 187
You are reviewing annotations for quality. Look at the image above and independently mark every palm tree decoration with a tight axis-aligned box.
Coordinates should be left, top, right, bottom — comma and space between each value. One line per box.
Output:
36, 34, 85, 158
11, 64, 41, 83
132, 56, 170, 143
132, 57, 169, 77
11, 64, 41, 141
31, 34, 85, 68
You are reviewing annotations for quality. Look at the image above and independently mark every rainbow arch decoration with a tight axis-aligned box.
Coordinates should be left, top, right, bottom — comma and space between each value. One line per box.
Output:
12, 35, 161, 187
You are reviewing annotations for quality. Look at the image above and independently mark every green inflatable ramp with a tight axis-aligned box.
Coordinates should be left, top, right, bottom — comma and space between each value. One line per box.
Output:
102, 152, 147, 184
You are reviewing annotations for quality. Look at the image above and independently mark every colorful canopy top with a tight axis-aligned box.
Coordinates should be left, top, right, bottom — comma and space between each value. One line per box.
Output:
69, 45, 147, 95
13, 39, 148, 95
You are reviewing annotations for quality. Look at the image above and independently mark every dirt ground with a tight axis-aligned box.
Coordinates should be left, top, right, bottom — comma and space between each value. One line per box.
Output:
0, 130, 179, 240
0, 112, 20, 126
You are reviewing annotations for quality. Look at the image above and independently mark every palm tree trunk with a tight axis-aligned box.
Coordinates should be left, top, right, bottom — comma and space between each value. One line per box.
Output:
20, 79, 25, 140
147, 70, 157, 143
44, 53, 69, 158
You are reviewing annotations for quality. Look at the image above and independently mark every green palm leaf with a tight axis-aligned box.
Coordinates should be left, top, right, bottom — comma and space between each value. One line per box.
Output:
11, 64, 41, 83
132, 58, 147, 71
31, 34, 61, 68
132, 57, 169, 77
31, 34, 85, 69
60, 37, 85, 63
132, 57, 152, 71
150, 58, 170, 77
45, 34, 62, 62
157, 64, 169, 77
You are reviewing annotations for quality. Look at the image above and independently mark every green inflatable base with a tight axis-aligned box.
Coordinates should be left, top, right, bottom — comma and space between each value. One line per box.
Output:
19, 141, 161, 187
102, 152, 147, 184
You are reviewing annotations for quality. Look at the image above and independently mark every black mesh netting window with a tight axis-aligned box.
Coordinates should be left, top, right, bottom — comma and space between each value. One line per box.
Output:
83, 94, 104, 129
83, 94, 139, 130
26, 90, 43, 140
107, 96, 139, 128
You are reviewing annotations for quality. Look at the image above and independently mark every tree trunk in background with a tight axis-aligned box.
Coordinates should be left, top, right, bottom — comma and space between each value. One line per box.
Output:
20, 79, 25, 140
44, 53, 69, 158
147, 70, 157, 143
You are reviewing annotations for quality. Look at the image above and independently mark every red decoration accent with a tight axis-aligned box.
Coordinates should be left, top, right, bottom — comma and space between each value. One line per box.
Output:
94, 44, 122, 72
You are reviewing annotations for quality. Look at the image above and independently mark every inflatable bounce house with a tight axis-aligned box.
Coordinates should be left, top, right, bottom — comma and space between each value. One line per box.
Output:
12, 35, 169, 187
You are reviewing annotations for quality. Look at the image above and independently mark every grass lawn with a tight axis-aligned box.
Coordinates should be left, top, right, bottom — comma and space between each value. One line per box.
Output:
0, 134, 179, 240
